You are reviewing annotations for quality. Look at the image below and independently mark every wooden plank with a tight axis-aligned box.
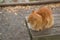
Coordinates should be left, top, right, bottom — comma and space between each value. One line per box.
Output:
0, 1, 60, 6
0, 9, 30, 40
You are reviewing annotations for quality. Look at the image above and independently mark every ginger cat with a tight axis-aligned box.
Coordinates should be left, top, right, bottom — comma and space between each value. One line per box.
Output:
28, 7, 54, 31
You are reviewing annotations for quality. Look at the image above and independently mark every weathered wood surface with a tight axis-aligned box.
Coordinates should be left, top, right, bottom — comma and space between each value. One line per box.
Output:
0, 0, 60, 6
25, 7, 60, 40
0, 7, 31, 40
0, 5, 60, 40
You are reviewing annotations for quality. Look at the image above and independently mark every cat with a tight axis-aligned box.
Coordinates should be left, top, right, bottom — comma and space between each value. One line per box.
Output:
28, 6, 54, 31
